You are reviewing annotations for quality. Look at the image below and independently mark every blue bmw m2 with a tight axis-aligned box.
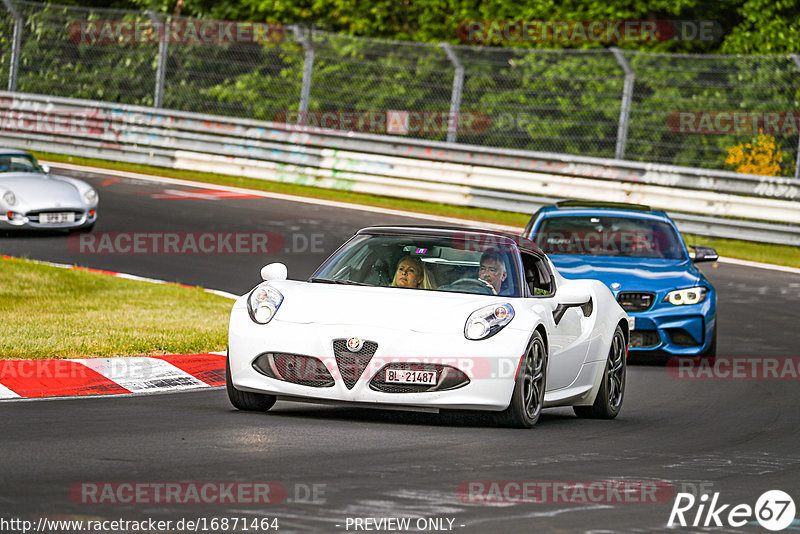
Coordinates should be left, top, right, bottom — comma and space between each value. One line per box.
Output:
525, 201, 718, 358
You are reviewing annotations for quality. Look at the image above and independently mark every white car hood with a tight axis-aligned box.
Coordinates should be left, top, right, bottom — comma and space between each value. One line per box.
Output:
269, 280, 512, 333
0, 173, 83, 209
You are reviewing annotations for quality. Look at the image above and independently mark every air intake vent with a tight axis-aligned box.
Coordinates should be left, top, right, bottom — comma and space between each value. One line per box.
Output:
629, 330, 661, 348
252, 353, 334, 387
333, 339, 378, 390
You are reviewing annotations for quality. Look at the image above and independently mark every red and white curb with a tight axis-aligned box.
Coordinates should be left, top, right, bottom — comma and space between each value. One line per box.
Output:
0, 353, 227, 400
1, 256, 235, 401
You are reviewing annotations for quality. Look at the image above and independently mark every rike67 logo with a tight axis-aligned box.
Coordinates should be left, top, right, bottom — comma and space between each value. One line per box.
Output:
668, 490, 796, 531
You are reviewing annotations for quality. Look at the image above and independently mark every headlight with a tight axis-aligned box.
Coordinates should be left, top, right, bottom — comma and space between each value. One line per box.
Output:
2, 191, 15, 206
464, 303, 514, 340
663, 287, 708, 306
247, 283, 284, 324
83, 188, 98, 205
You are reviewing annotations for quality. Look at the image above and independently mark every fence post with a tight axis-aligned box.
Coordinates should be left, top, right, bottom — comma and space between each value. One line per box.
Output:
147, 10, 168, 109
790, 54, 800, 179
440, 43, 465, 144
1, 0, 22, 92
611, 47, 634, 160
292, 25, 314, 126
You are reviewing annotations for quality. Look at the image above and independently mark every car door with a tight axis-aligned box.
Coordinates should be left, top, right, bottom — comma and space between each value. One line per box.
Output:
520, 251, 590, 391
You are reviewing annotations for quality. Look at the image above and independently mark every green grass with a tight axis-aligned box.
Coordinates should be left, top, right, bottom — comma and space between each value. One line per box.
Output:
681, 234, 800, 268
35, 151, 800, 268
0, 256, 231, 359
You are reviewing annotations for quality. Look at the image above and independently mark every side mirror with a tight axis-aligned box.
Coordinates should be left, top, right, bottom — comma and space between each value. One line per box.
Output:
557, 285, 591, 306
261, 262, 287, 281
689, 245, 719, 263
40, 164, 50, 174
553, 285, 592, 325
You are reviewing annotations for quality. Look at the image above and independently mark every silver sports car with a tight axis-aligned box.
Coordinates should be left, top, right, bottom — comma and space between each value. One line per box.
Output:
0, 149, 97, 231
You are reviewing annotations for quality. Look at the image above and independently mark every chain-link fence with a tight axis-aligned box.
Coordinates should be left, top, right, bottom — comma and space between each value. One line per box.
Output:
2, 0, 800, 176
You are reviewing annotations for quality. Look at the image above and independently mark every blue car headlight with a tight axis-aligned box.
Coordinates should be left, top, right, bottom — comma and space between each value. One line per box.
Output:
247, 283, 284, 324
663, 287, 708, 306
465, 303, 514, 340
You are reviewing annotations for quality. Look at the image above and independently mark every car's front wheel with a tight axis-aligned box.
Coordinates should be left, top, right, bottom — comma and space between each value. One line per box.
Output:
497, 331, 547, 428
226, 354, 276, 412
574, 324, 626, 419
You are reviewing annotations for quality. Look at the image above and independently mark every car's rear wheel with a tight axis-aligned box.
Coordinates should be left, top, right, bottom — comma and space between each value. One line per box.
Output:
226, 354, 276, 412
574, 324, 626, 419
497, 331, 547, 428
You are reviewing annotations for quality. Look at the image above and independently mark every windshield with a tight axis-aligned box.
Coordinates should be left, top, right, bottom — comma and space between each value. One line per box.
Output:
534, 216, 686, 260
312, 234, 523, 297
0, 154, 43, 174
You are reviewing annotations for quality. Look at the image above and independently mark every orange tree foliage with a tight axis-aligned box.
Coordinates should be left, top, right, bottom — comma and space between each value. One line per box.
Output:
725, 133, 792, 176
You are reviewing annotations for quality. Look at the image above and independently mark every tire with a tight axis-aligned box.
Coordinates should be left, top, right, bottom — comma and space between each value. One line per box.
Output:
574, 324, 626, 419
496, 331, 547, 428
226, 355, 276, 412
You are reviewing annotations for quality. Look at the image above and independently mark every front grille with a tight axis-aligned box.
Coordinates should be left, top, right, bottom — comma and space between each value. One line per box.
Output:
617, 292, 656, 312
252, 353, 334, 387
370, 363, 470, 393
629, 330, 661, 348
333, 339, 378, 390
26, 209, 84, 223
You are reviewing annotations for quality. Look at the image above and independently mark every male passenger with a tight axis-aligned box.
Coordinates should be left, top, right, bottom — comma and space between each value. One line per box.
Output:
478, 252, 507, 294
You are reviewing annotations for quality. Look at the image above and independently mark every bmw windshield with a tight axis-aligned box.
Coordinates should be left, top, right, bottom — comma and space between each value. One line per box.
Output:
534, 216, 686, 260
311, 233, 523, 296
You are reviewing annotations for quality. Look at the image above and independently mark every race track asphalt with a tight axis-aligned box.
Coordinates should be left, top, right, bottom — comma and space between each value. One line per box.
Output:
1, 166, 798, 533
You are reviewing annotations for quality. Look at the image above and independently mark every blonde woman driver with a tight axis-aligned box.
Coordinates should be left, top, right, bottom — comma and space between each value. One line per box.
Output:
391, 255, 436, 289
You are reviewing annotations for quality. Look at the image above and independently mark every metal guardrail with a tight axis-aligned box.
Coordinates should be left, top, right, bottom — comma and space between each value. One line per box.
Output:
0, 91, 798, 246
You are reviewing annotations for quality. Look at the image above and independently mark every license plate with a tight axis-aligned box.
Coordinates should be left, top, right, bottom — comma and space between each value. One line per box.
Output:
385, 369, 437, 385
40, 212, 75, 224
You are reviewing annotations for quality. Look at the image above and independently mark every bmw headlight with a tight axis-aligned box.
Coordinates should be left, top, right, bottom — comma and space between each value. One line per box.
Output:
663, 287, 708, 306
2, 191, 15, 206
247, 283, 284, 324
465, 303, 514, 340
83, 188, 98, 205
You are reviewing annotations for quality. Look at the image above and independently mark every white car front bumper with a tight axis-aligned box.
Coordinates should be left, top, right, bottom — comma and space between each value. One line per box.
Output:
228, 303, 532, 412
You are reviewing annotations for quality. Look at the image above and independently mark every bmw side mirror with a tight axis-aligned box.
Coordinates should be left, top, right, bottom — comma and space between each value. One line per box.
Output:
261, 262, 288, 281
40, 164, 50, 174
689, 245, 719, 263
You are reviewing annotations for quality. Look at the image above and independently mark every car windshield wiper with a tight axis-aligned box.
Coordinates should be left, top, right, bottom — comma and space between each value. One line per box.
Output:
309, 278, 371, 286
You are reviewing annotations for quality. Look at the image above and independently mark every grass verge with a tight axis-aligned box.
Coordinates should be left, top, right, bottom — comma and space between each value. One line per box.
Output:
0, 256, 231, 359
35, 151, 800, 269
